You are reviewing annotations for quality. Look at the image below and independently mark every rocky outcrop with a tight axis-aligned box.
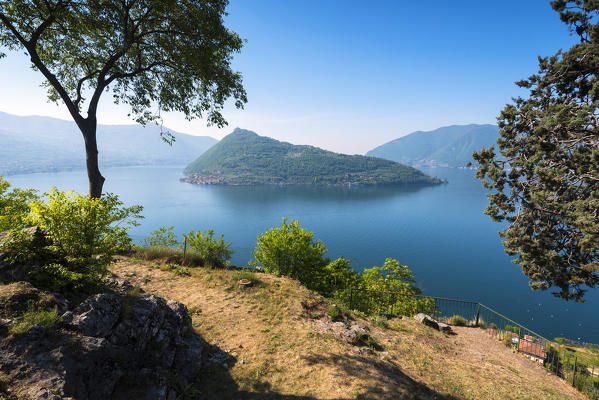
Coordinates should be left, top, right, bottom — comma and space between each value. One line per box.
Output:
414, 313, 453, 333
0, 282, 205, 400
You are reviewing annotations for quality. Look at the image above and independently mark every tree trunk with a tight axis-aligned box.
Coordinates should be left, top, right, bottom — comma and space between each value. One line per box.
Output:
80, 118, 105, 198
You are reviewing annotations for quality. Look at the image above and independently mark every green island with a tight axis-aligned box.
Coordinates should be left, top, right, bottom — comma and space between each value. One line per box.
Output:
182, 128, 442, 186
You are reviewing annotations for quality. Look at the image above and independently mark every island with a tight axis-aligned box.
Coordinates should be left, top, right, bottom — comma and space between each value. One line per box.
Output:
182, 128, 442, 186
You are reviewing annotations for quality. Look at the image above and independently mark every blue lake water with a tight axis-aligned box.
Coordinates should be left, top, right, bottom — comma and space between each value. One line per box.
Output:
7, 165, 599, 343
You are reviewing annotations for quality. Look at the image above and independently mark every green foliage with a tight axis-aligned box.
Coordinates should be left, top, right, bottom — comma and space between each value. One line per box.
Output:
26, 188, 143, 271
555, 337, 566, 344
0, 176, 37, 231
161, 263, 191, 277
472, 1, 599, 301
184, 129, 441, 186
250, 218, 329, 289
374, 315, 389, 329
144, 226, 178, 248
327, 304, 341, 319
317, 256, 362, 298
9, 300, 60, 336
29, 263, 104, 294
449, 315, 467, 326
183, 229, 232, 268
505, 325, 521, 335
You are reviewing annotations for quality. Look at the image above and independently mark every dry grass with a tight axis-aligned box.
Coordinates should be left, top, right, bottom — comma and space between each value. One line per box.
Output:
110, 257, 588, 400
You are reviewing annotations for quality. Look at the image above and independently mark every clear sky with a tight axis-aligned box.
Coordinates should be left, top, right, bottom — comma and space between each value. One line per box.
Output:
0, 0, 579, 154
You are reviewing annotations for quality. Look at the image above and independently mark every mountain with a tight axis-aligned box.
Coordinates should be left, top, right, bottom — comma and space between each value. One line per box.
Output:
183, 128, 441, 186
366, 124, 499, 168
0, 111, 218, 175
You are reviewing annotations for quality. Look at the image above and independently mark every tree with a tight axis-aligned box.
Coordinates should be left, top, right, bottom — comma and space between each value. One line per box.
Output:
472, 0, 599, 301
0, 0, 246, 197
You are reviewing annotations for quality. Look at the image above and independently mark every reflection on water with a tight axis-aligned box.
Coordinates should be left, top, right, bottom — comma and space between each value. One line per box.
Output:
7, 165, 599, 343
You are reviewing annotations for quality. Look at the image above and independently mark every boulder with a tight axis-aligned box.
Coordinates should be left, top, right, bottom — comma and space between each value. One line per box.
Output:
62, 293, 121, 338
437, 322, 452, 332
413, 313, 439, 330
1, 290, 204, 400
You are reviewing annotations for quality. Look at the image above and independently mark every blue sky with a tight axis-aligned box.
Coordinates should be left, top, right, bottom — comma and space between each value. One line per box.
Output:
0, 0, 578, 154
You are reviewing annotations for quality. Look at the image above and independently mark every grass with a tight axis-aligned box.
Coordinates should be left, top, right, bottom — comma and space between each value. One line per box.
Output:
160, 263, 191, 277
448, 314, 467, 326
120, 287, 144, 321
231, 270, 261, 286
8, 300, 60, 336
105, 258, 590, 400
131, 245, 205, 267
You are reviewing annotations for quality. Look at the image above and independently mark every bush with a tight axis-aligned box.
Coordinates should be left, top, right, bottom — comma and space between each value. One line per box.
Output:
26, 189, 143, 268
0, 176, 38, 231
374, 315, 389, 329
183, 229, 232, 268
555, 337, 566, 344
144, 226, 179, 247
317, 256, 362, 298
449, 315, 467, 326
250, 218, 328, 289
327, 304, 341, 319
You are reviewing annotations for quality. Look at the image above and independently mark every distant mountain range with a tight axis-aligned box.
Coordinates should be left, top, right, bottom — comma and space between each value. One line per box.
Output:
366, 124, 499, 168
183, 128, 441, 186
0, 111, 218, 175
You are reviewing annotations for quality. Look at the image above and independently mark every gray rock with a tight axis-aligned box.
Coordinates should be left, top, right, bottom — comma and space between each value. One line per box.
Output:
413, 313, 439, 330
64, 293, 121, 337
437, 322, 452, 332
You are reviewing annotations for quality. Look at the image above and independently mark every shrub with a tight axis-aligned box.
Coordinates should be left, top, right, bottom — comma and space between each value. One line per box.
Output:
374, 315, 389, 329
250, 218, 328, 289
29, 263, 104, 294
505, 325, 521, 335
449, 315, 467, 326
183, 229, 232, 268
161, 263, 191, 277
317, 256, 363, 298
9, 300, 60, 336
26, 189, 143, 269
144, 226, 179, 247
327, 304, 341, 319
0, 176, 38, 231
555, 337, 566, 344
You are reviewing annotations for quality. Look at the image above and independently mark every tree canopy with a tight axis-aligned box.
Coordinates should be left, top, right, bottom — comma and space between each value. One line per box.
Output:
0, 0, 246, 197
473, 0, 599, 301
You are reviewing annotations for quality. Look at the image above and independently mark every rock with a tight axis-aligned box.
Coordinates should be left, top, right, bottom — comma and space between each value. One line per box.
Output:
106, 278, 135, 293
1, 290, 204, 400
413, 313, 439, 330
63, 293, 121, 338
438, 322, 452, 332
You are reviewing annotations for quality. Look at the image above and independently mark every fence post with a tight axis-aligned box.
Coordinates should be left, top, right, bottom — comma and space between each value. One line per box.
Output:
571, 356, 577, 387
183, 236, 187, 263
475, 303, 481, 327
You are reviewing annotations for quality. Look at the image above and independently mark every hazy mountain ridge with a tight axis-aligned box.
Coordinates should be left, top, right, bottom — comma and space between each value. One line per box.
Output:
183, 128, 441, 186
0, 111, 218, 175
366, 124, 499, 168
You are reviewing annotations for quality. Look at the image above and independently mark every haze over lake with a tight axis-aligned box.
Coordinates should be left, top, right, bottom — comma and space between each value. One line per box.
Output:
7, 165, 599, 343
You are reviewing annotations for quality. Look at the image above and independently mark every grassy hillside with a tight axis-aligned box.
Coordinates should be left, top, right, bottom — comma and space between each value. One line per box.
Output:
107, 257, 587, 400
367, 124, 499, 168
184, 128, 440, 186
0, 111, 217, 175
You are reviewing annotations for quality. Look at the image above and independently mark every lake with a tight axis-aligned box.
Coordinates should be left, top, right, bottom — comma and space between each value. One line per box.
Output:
6, 165, 599, 343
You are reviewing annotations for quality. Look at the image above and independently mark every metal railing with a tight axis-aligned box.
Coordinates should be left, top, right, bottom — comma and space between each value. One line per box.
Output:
342, 288, 599, 399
